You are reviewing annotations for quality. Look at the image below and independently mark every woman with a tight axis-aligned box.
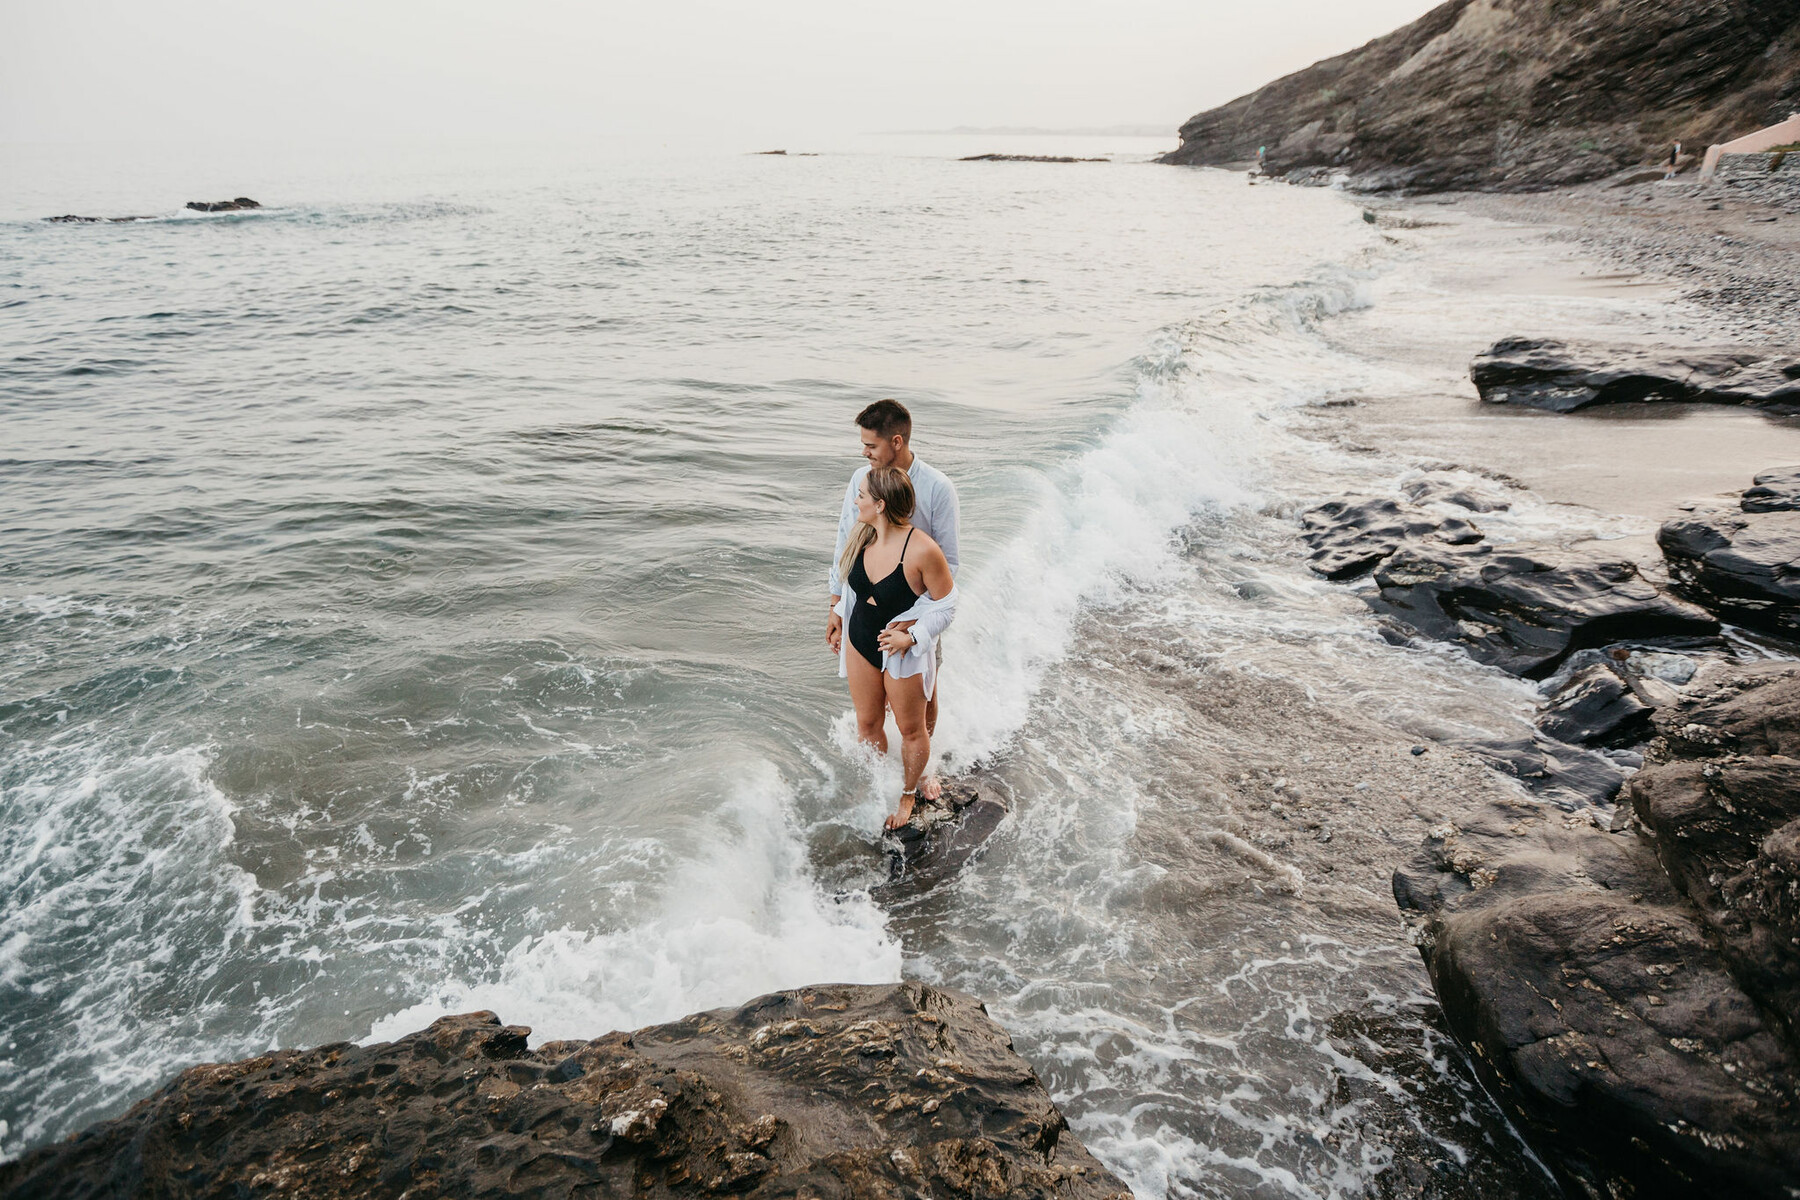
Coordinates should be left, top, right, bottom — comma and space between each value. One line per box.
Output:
829, 466, 957, 831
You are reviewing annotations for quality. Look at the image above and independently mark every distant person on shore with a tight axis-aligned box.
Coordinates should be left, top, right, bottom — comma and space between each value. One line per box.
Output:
826, 400, 961, 826
1665, 140, 1682, 180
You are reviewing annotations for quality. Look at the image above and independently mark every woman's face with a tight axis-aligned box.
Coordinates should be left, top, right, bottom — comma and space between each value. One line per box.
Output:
854, 476, 881, 524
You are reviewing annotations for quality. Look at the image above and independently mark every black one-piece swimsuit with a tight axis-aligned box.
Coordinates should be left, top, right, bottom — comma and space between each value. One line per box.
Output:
847, 528, 918, 670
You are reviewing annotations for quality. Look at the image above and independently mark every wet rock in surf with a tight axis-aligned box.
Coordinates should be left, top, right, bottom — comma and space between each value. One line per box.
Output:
1399, 474, 1512, 513
1450, 730, 1629, 808
1369, 545, 1719, 679
45, 213, 157, 224
1469, 337, 1800, 414
1299, 494, 1484, 580
1395, 663, 1800, 1197
184, 197, 261, 212
876, 780, 1008, 899
1660, 507, 1800, 638
1535, 661, 1656, 749
0, 983, 1129, 1200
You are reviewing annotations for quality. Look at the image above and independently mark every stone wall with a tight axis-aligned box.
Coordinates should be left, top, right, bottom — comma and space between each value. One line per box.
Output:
1704, 151, 1800, 211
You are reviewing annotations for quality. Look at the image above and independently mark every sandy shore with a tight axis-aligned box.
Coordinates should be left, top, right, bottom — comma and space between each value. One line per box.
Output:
1293, 177, 1800, 571
1415, 178, 1799, 341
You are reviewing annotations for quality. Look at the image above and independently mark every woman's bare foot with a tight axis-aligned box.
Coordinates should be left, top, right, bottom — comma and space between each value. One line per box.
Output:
918, 774, 943, 802
883, 790, 917, 831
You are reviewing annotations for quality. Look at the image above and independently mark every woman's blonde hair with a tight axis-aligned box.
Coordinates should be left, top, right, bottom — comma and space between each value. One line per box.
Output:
836, 467, 916, 584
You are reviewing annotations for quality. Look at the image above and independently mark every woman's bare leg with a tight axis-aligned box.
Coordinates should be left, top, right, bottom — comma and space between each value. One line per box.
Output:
847, 650, 889, 755
883, 673, 928, 830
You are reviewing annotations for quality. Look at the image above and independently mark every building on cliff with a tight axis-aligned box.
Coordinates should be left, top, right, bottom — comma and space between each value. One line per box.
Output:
1700, 111, 1800, 178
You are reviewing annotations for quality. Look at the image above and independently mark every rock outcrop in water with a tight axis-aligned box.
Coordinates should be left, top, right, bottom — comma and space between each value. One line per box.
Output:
1300, 477, 1719, 682
185, 197, 261, 213
1160, 0, 1800, 191
876, 780, 1009, 900
958, 155, 1108, 164
0, 982, 1129, 1200
1470, 337, 1800, 413
1395, 662, 1800, 1197
1368, 546, 1719, 679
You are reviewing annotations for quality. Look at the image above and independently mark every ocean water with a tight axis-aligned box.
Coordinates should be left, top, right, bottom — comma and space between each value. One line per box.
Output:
0, 136, 1609, 1195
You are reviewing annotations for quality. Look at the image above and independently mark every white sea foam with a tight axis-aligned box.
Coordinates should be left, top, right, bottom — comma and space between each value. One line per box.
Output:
364, 761, 901, 1044
0, 741, 265, 1158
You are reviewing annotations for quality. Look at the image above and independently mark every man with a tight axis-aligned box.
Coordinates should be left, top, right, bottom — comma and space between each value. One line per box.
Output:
827, 399, 960, 799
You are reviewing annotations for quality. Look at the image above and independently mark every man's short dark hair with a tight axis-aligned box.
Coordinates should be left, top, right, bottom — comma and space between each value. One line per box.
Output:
856, 399, 912, 442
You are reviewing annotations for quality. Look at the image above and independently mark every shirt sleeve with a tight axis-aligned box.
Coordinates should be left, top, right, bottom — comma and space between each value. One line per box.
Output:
930, 474, 961, 579
828, 471, 861, 597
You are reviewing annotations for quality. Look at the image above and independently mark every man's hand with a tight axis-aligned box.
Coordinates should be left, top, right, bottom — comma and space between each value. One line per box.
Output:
877, 622, 917, 656
826, 601, 843, 654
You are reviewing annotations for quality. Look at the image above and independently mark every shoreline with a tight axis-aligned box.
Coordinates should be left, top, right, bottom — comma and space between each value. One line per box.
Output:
1290, 178, 1800, 1193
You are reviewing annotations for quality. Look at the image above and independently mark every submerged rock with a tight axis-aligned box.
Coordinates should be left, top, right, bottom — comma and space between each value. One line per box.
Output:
0, 983, 1128, 1200
1299, 494, 1484, 581
1470, 337, 1800, 414
1660, 508, 1800, 637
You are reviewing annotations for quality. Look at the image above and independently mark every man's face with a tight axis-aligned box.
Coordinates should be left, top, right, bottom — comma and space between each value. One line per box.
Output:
860, 427, 900, 469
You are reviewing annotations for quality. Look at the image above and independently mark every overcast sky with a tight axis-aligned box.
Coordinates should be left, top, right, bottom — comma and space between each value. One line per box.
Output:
3, 0, 1442, 143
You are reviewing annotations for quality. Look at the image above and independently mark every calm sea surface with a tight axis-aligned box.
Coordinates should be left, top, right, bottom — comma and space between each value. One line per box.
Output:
3, 137, 1576, 1195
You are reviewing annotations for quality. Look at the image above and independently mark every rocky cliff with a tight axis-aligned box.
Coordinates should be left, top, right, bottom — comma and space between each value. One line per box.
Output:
1163, 0, 1800, 191
0, 983, 1129, 1200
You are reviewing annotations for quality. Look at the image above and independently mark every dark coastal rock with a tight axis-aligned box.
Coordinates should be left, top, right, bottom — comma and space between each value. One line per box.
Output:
1368, 545, 1719, 679
1742, 466, 1800, 512
958, 154, 1107, 164
1536, 662, 1655, 748
45, 214, 156, 224
1451, 731, 1629, 808
1652, 661, 1800, 758
1396, 662, 1800, 1196
0, 983, 1128, 1200
1630, 755, 1800, 1045
1470, 337, 1800, 414
876, 781, 1008, 899
1160, 0, 1800, 192
1660, 508, 1800, 636
1397, 818, 1800, 1198
184, 197, 261, 212
1299, 494, 1484, 580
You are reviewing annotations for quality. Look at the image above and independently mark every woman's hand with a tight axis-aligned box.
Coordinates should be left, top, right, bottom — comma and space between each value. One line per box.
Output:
877, 623, 917, 656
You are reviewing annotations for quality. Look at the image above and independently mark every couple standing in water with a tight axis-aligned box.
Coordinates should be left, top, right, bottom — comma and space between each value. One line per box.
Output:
825, 400, 960, 832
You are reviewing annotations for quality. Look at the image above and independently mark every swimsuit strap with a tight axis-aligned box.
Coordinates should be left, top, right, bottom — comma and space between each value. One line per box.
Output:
899, 527, 914, 564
